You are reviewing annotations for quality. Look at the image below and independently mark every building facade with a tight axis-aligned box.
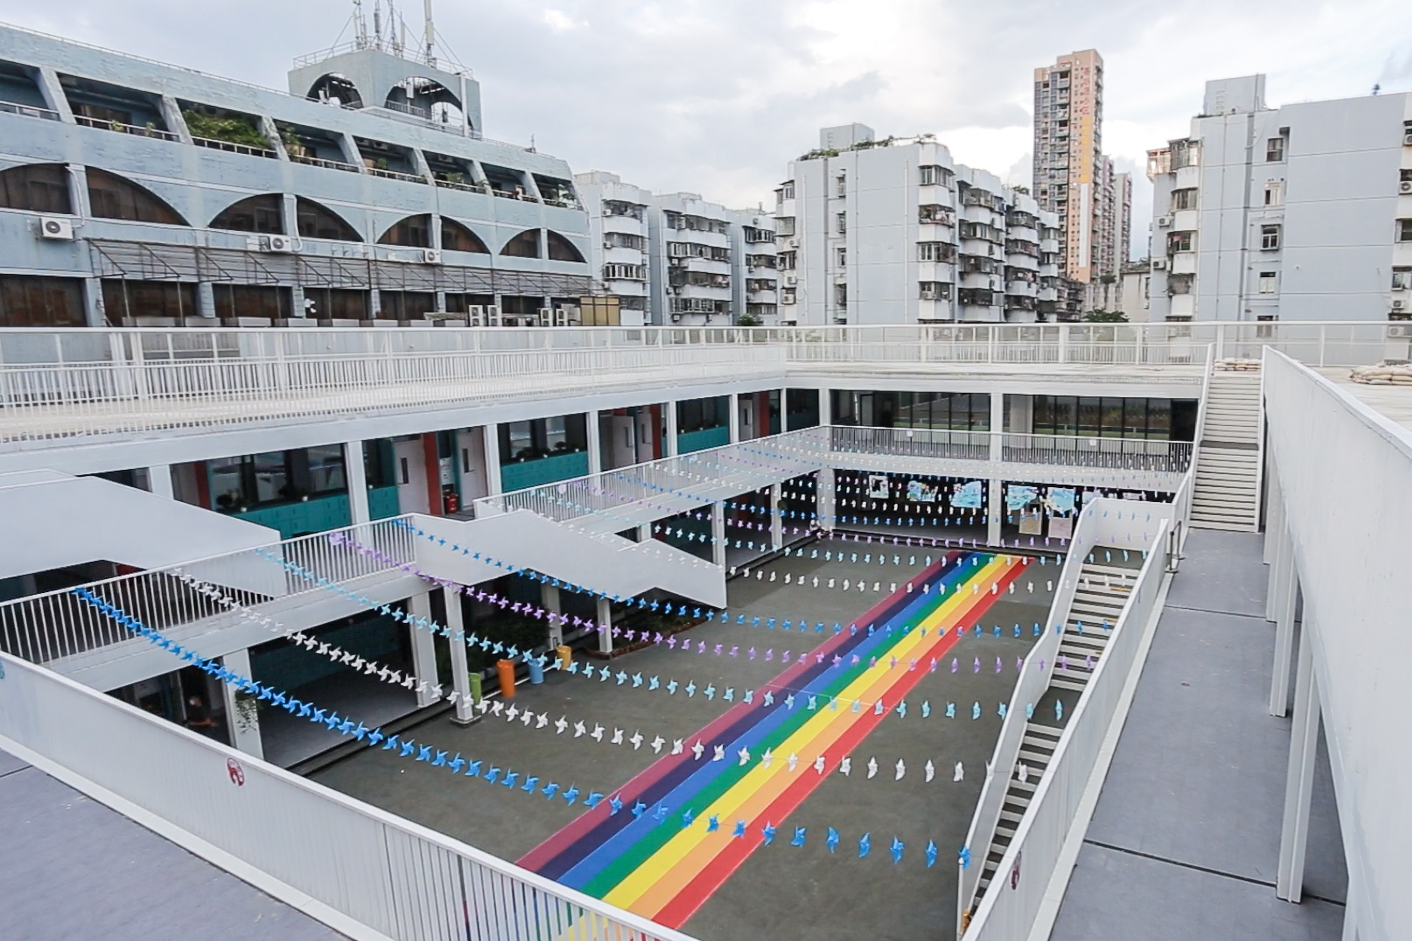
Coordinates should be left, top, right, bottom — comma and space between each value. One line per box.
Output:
0, 23, 595, 329
1146, 75, 1412, 322
574, 171, 651, 326
774, 124, 1060, 325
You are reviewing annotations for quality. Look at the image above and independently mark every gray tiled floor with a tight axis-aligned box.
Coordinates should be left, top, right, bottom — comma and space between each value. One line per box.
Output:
0, 748, 345, 941
1050, 529, 1347, 941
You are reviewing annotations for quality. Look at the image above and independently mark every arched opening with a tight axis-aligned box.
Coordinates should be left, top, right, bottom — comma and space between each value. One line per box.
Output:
210, 194, 284, 234
440, 218, 488, 254
546, 230, 585, 263
85, 168, 186, 225
306, 73, 363, 110
500, 229, 541, 258
384, 75, 464, 129
0, 163, 72, 214
295, 197, 362, 242
378, 214, 433, 247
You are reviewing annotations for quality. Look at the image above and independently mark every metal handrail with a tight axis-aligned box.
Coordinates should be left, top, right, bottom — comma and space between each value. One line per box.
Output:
74, 114, 179, 141
0, 99, 60, 121
191, 136, 279, 159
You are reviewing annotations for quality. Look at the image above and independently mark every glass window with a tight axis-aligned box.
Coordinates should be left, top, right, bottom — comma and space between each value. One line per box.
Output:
207, 457, 245, 511
543, 415, 569, 452
1122, 399, 1148, 437
0, 275, 85, 327
1054, 396, 1077, 435
0, 163, 73, 213
1100, 398, 1124, 437
305, 445, 346, 493
505, 421, 534, 461
252, 452, 287, 503
86, 168, 186, 224
210, 194, 283, 234
1033, 396, 1054, 435
1147, 399, 1172, 439
1078, 397, 1101, 435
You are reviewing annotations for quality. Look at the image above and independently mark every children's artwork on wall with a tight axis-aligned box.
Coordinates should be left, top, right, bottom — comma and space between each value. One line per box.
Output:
1048, 514, 1074, 540
951, 480, 984, 509
906, 480, 937, 503
1005, 485, 1039, 512
867, 474, 890, 499
1046, 487, 1077, 516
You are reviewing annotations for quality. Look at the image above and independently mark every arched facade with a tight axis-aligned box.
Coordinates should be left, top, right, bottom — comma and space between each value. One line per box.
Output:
500, 229, 540, 258
210, 194, 284, 234
547, 230, 585, 263
85, 168, 186, 225
0, 163, 72, 214
295, 197, 361, 242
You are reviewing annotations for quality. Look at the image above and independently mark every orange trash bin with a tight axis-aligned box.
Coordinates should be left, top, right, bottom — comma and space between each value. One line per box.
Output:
495, 659, 516, 698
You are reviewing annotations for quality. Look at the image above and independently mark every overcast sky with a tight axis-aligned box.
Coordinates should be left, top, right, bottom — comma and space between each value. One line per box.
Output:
4, 0, 1412, 260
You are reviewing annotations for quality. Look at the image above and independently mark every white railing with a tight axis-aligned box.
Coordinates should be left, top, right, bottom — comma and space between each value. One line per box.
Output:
956, 498, 1104, 932
960, 507, 1173, 941
0, 345, 787, 445
829, 425, 992, 462
0, 651, 696, 941
1000, 433, 1192, 473
0, 519, 413, 665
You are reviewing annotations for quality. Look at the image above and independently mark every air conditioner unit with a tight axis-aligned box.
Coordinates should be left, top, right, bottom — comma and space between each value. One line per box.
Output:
1151, 259, 1167, 270
785, 238, 799, 249
421, 248, 443, 265
1400, 180, 1412, 195
262, 235, 294, 253
1157, 215, 1173, 227
784, 275, 798, 286
1390, 323, 1412, 337
1394, 299, 1408, 311
1403, 128, 1412, 146
36, 216, 74, 240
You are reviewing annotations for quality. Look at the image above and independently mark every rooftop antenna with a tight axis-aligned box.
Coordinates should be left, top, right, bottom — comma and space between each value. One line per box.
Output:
353, 0, 369, 49
423, 0, 437, 67
372, 0, 383, 49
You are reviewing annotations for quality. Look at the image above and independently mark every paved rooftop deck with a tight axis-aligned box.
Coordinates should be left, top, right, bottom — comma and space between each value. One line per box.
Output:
0, 746, 345, 941
1315, 367, 1412, 433
1049, 529, 1346, 941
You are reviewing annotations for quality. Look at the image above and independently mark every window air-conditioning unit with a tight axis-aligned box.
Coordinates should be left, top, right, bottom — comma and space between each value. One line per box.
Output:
421, 248, 443, 265
1151, 259, 1167, 270
1394, 299, 1407, 311
1403, 128, 1412, 146
37, 216, 74, 240
262, 235, 294, 253
1157, 215, 1173, 227
786, 238, 799, 249
784, 275, 798, 286
1400, 180, 1412, 195
1390, 322, 1412, 337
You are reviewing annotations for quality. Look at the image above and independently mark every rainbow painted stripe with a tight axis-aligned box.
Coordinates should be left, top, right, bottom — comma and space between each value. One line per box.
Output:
520, 551, 1029, 928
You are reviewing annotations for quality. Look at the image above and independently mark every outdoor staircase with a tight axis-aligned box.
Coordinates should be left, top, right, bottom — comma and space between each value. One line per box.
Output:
1191, 366, 1263, 531
973, 553, 1136, 904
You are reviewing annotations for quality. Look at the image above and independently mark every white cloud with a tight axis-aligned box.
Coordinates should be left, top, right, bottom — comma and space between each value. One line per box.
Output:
541, 9, 581, 32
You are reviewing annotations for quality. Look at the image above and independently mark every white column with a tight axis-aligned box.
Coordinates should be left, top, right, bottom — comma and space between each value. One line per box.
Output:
987, 479, 1003, 547
729, 394, 742, 443
1277, 622, 1320, 902
1269, 521, 1299, 717
542, 583, 563, 647
586, 409, 602, 474
147, 465, 174, 500
221, 648, 263, 759
817, 468, 836, 531
596, 596, 613, 655
1263, 472, 1284, 565
442, 588, 474, 725
1267, 501, 1291, 624
344, 440, 370, 524
636, 523, 652, 542
666, 401, 679, 457
408, 592, 440, 708
770, 483, 784, 550
712, 501, 726, 567
989, 391, 1005, 463
818, 387, 832, 426
482, 423, 503, 496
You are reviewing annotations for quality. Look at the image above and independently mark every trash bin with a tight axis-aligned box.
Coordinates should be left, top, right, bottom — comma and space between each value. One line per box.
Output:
527, 658, 545, 685
495, 659, 516, 698
556, 645, 572, 671
469, 673, 482, 708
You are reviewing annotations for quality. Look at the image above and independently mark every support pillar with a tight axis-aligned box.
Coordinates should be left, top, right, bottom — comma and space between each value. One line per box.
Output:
1277, 623, 1320, 902
819, 387, 832, 426
442, 588, 475, 724
817, 468, 836, 531
1269, 522, 1299, 717
596, 596, 613, 655
989, 392, 1005, 463
636, 523, 651, 543
729, 394, 742, 443
712, 502, 726, 567
770, 483, 783, 550
542, 583, 563, 647
483, 423, 503, 496
221, 648, 263, 759
1267, 487, 1290, 622
587, 409, 602, 474
146, 465, 174, 500
1264, 472, 1284, 565
987, 479, 1002, 547
666, 401, 679, 457
344, 440, 369, 524
408, 592, 440, 708
196, 282, 217, 320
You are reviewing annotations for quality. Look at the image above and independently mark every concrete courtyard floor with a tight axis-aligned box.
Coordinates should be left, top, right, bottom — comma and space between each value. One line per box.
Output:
311, 542, 1060, 941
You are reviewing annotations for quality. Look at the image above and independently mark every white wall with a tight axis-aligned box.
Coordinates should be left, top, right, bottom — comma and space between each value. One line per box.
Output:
1264, 351, 1412, 941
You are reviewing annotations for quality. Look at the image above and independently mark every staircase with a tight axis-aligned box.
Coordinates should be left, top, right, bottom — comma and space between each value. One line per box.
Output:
1191, 366, 1263, 531
972, 553, 1136, 906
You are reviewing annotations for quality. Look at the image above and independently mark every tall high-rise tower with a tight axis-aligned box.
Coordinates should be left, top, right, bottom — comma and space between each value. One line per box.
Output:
1033, 50, 1105, 289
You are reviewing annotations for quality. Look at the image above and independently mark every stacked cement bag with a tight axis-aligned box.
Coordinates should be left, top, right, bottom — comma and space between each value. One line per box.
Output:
1216, 358, 1262, 371
1351, 363, 1412, 386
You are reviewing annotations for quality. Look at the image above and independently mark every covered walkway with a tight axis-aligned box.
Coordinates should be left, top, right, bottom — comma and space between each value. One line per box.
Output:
1049, 529, 1346, 940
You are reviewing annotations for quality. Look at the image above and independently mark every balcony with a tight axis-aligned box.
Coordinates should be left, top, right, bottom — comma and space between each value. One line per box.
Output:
289, 153, 360, 173
0, 99, 60, 121
74, 114, 178, 141
191, 136, 279, 159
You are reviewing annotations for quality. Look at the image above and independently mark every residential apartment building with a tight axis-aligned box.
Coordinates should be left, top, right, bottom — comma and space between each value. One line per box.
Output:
646, 192, 775, 326
774, 124, 1060, 325
574, 171, 651, 326
1147, 75, 1412, 322
0, 23, 594, 329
